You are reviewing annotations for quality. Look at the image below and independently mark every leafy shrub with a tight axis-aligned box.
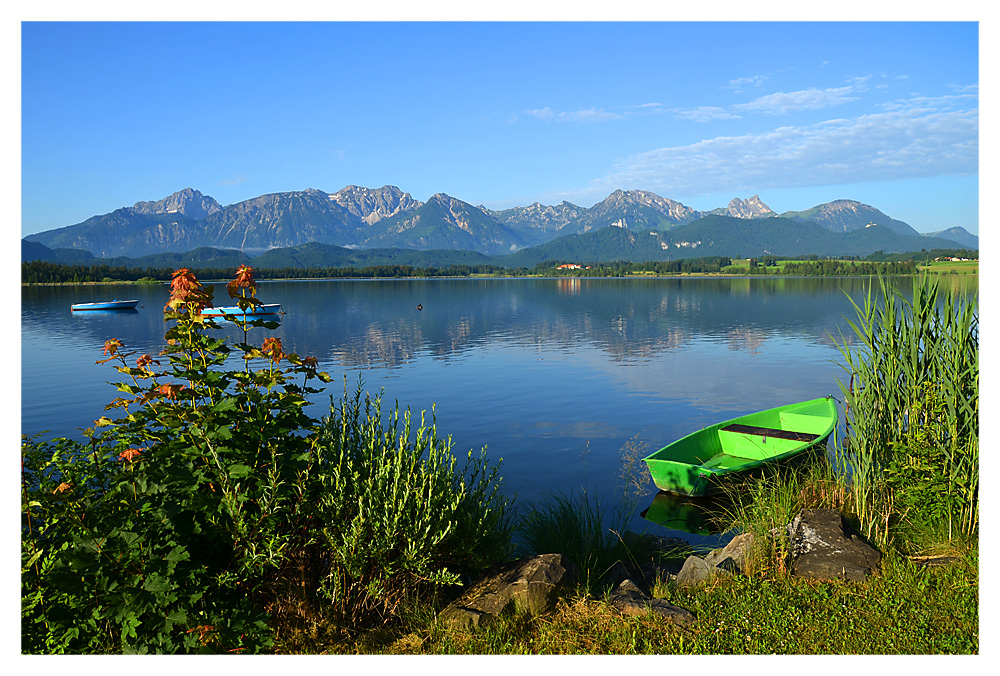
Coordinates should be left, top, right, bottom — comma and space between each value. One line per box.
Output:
22, 267, 510, 654
310, 385, 511, 621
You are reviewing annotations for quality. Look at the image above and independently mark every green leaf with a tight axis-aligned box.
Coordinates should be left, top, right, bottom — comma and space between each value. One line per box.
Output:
228, 464, 252, 478
211, 397, 240, 413
164, 545, 190, 564
143, 573, 172, 593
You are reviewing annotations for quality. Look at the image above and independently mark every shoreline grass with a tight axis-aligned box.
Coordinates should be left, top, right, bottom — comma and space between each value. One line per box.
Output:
272, 542, 977, 655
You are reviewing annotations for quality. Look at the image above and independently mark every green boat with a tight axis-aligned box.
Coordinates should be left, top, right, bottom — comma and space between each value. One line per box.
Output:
643, 397, 838, 497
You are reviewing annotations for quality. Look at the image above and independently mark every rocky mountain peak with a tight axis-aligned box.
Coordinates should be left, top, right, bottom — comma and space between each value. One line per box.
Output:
727, 195, 775, 219
131, 188, 222, 220
816, 200, 879, 224
330, 184, 421, 225
597, 189, 698, 222
429, 193, 475, 212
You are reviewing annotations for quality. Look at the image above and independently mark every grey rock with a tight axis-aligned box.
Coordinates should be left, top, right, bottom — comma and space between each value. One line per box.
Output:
486, 201, 587, 245
674, 555, 716, 588
642, 533, 692, 553
703, 532, 754, 573
438, 553, 578, 629
598, 532, 689, 591
642, 560, 683, 583
788, 508, 882, 581
601, 560, 681, 593
601, 560, 643, 591
675, 533, 756, 588
924, 226, 979, 250
779, 199, 920, 237
608, 579, 695, 626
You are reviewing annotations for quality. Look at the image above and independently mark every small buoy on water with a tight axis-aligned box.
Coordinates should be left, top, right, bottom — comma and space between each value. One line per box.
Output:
417, 304, 423, 311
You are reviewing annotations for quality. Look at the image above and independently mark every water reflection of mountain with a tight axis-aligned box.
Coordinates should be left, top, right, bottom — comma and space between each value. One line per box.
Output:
271, 277, 886, 368
22, 277, 961, 371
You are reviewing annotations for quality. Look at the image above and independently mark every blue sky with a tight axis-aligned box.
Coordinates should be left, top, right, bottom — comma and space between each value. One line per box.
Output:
19, 19, 980, 237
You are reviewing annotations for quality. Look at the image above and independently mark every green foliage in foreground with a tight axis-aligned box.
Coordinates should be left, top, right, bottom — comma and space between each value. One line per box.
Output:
311, 386, 512, 621
21, 266, 509, 654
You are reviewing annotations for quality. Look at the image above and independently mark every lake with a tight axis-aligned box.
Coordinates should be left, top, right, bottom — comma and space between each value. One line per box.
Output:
21, 275, 970, 548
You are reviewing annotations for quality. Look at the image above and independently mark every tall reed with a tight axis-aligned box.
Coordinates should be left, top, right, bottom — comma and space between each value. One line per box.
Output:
833, 274, 978, 546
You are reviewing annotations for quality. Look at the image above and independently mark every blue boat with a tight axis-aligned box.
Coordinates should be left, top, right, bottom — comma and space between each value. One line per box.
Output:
201, 303, 282, 319
70, 299, 139, 311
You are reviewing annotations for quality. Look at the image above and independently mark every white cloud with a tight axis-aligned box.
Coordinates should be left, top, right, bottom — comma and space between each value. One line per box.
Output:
525, 106, 556, 120
677, 76, 872, 121
564, 96, 977, 202
673, 106, 742, 123
878, 90, 978, 113
725, 74, 768, 91
525, 106, 627, 122
734, 84, 862, 115
219, 173, 249, 185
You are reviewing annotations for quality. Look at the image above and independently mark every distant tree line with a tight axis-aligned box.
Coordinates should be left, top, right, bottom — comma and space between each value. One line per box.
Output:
780, 260, 918, 276
20, 261, 170, 284
257, 263, 522, 279
531, 257, 734, 276
20, 252, 950, 285
20, 260, 533, 284
864, 248, 978, 263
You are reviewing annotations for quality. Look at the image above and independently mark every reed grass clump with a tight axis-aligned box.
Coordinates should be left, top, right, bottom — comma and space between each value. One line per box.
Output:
834, 274, 978, 547
516, 492, 619, 592
514, 435, 674, 595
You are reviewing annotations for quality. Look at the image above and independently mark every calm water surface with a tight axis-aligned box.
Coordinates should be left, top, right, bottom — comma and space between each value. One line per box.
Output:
23, 276, 968, 547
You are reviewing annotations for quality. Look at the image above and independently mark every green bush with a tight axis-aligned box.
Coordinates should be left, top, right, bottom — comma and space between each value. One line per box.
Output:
21, 266, 510, 654
311, 385, 511, 621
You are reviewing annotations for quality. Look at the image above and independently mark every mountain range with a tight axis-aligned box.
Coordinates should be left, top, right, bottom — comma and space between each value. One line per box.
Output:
23, 185, 978, 264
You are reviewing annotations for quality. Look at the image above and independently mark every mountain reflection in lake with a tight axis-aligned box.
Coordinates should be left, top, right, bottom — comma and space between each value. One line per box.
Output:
21, 276, 975, 548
